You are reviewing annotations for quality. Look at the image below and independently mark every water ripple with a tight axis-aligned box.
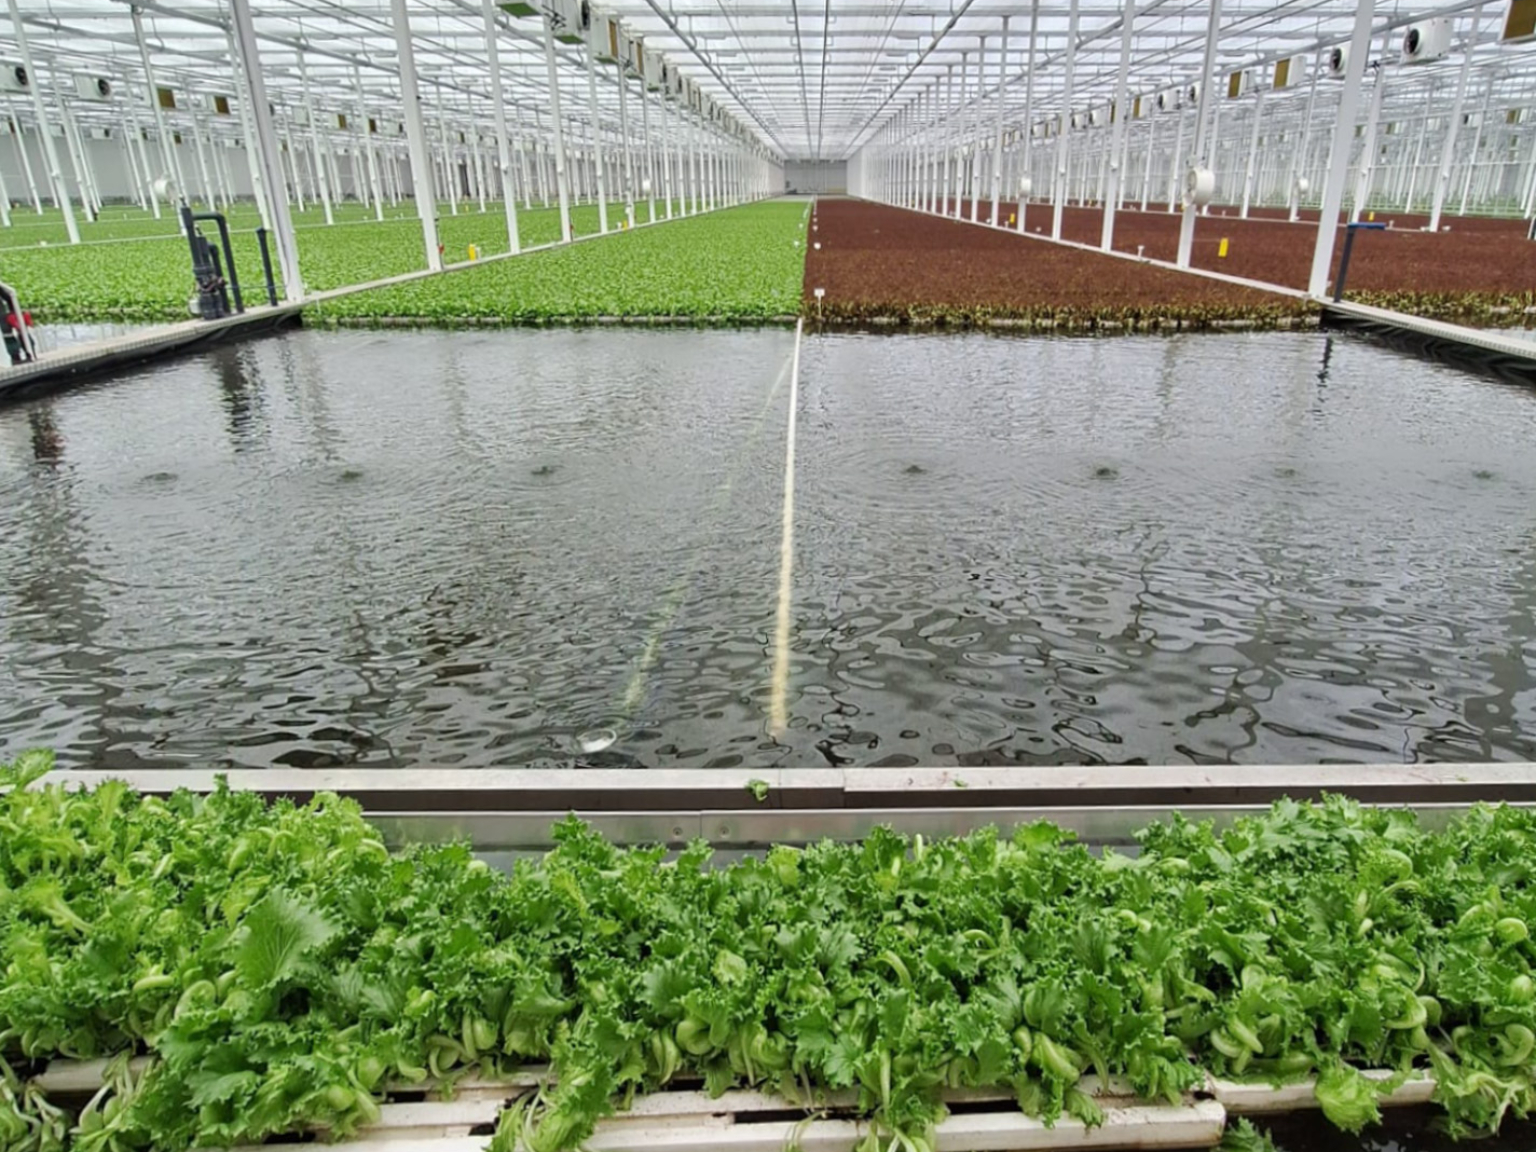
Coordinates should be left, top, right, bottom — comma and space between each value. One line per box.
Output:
1, 328, 1533, 769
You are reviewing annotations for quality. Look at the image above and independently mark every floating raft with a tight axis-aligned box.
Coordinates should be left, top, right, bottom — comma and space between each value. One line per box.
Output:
28, 1059, 1441, 1152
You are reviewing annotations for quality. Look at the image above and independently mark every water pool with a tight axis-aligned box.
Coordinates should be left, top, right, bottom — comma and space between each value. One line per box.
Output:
1, 326, 1533, 770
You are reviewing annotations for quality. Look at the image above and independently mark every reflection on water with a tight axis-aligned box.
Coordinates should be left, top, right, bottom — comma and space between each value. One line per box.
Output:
794, 331, 1536, 766
0, 326, 1533, 770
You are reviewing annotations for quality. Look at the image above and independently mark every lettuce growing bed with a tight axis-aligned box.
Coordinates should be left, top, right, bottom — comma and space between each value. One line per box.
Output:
3, 200, 678, 324
3, 751, 1536, 1152
306, 201, 809, 325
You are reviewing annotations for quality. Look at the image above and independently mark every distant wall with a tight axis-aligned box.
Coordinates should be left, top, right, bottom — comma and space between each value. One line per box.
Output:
0, 129, 397, 207
846, 150, 867, 198
785, 160, 846, 195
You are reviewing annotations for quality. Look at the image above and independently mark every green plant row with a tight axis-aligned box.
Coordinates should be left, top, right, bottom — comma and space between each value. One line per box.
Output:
1, 200, 675, 323
2, 749, 1534, 1152
307, 200, 809, 324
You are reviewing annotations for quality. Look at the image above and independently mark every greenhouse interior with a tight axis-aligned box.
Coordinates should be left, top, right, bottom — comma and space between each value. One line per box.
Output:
3, 0, 1536, 1150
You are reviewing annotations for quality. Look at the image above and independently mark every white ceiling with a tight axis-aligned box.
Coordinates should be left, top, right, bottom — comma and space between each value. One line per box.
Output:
4, 0, 1535, 160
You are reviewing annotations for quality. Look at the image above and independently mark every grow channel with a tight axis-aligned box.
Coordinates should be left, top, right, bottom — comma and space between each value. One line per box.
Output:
1, 324, 1534, 772
5, 758, 1536, 1152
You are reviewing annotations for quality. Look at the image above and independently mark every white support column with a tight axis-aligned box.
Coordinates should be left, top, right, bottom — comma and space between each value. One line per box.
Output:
540, 15, 574, 241
297, 53, 333, 224
1203, 98, 1222, 214
988, 19, 1009, 226
230, 0, 302, 300
282, 123, 305, 210
1458, 80, 1495, 215
119, 105, 146, 212
1402, 88, 1434, 211
389, 0, 442, 270
1018, 0, 1039, 231
7, 0, 78, 242
353, 67, 384, 222
1167, 102, 1188, 210
618, 67, 636, 228
127, 99, 160, 218
0, 127, 11, 225
1101, 0, 1136, 248
513, 107, 532, 211
1052, 0, 1080, 241
582, 47, 608, 231
1307, 0, 1377, 297
187, 111, 217, 210
213, 131, 235, 209
226, 23, 269, 228
1175, 0, 1222, 266
1429, 6, 1481, 231
940, 65, 956, 216
1350, 55, 1387, 222
639, 77, 656, 222
659, 92, 673, 218
967, 40, 983, 221
56, 101, 96, 221
132, 6, 184, 205
1140, 115, 1156, 210
438, 102, 458, 215
471, 122, 487, 212
479, 0, 520, 254
326, 132, 343, 205
1239, 89, 1264, 218
1288, 58, 1320, 220
689, 110, 702, 215
73, 108, 104, 215
8, 103, 42, 213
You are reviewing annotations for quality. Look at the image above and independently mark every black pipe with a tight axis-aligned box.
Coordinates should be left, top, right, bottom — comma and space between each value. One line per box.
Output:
1333, 221, 1386, 303
208, 245, 231, 316
192, 211, 243, 315
178, 202, 200, 273
255, 228, 278, 307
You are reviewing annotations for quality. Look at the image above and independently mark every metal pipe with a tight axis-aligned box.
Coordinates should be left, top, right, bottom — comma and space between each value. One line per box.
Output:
1429, 5, 1482, 231
1176, 0, 1222, 266
1308, 1, 1379, 297
1350, 52, 1388, 222
298, 52, 334, 225
391, 0, 442, 269
1240, 90, 1266, 218
1052, 0, 1080, 241
230, 0, 301, 300
7, 0, 78, 241
225, 24, 269, 229
479, 0, 520, 254
132, 5, 184, 205
1101, 0, 1136, 248
540, 11, 573, 243
187, 110, 216, 210
9, 102, 42, 214
584, 41, 608, 233
55, 99, 95, 221
618, 66, 635, 229
354, 65, 384, 222
638, 67, 655, 223
255, 227, 277, 306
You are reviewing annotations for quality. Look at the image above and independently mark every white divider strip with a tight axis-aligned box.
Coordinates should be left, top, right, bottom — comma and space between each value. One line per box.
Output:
768, 316, 804, 735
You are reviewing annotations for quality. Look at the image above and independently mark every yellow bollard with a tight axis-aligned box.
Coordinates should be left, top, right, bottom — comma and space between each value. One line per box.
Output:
1367, 210, 1375, 222
467, 244, 479, 261
1217, 237, 1229, 259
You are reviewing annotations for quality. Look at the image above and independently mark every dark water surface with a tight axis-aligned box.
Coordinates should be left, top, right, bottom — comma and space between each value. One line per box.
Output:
1, 327, 1533, 770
